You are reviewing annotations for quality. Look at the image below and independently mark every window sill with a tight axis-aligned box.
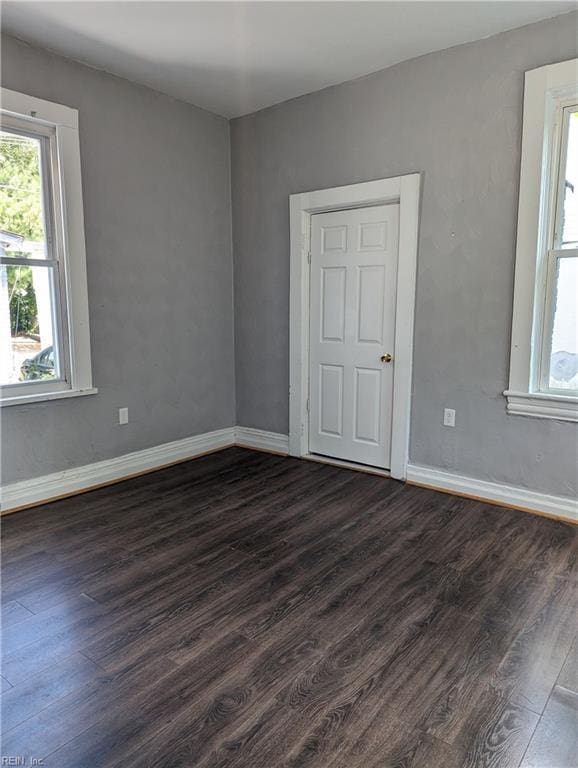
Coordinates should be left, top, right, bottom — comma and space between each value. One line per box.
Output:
0, 387, 98, 408
504, 390, 578, 422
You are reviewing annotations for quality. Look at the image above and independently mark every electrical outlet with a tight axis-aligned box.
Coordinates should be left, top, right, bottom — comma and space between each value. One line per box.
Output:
443, 408, 456, 427
118, 407, 129, 425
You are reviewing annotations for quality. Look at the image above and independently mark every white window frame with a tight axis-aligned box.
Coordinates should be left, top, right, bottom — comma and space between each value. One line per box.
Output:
0, 88, 96, 406
505, 59, 578, 422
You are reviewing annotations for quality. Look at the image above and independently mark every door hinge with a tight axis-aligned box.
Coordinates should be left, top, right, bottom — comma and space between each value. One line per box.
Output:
306, 398, 310, 413
307, 251, 311, 265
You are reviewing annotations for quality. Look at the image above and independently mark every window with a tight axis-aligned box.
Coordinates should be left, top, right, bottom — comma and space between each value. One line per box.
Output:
506, 59, 578, 421
543, 107, 577, 393
0, 88, 95, 405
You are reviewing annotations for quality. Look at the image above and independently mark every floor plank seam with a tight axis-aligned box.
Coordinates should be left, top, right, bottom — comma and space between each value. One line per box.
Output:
2, 448, 576, 767
515, 710, 542, 768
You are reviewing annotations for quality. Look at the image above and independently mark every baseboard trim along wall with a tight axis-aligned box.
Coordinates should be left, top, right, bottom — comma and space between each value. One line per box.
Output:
234, 426, 289, 455
2, 428, 575, 522
0, 426, 291, 514
1, 427, 236, 514
406, 464, 577, 523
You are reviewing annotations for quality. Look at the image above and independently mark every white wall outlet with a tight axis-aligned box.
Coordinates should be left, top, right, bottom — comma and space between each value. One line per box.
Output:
443, 408, 456, 427
118, 407, 129, 425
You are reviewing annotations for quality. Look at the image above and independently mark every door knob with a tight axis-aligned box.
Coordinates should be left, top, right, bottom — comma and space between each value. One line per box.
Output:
380, 353, 392, 363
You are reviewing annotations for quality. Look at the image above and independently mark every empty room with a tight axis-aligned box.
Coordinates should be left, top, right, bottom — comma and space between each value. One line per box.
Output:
0, 1, 577, 766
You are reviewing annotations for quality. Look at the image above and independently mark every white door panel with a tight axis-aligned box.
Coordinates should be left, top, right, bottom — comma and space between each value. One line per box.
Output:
319, 364, 343, 437
357, 265, 385, 343
321, 267, 346, 342
309, 204, 399, 468
354, 367, 380, 444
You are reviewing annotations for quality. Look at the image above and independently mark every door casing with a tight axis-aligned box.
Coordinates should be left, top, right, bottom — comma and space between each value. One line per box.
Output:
289, 174, 421, 480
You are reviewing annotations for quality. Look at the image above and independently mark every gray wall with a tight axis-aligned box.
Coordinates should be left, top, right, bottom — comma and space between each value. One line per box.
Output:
3, 15, 577, 498
231, 13, 578, 498
1, 34, 235, 484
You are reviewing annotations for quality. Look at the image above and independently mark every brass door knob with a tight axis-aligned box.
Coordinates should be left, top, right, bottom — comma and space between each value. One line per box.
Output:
380, 353, 392, 363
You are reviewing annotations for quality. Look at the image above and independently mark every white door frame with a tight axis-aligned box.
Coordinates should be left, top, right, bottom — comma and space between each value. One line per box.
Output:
289, 173, 421, 480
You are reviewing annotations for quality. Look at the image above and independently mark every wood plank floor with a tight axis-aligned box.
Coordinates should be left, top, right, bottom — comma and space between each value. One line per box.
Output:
1, 447, 576, 767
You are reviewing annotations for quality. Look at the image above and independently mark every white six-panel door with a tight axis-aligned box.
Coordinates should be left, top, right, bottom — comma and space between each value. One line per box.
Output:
309, 204, 399, 468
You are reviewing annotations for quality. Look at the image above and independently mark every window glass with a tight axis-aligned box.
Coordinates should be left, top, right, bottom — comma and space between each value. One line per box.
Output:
0, 129, 48, 259
559, 109, 578, 248
0, 263, 59, 384
540, 104, 578, 395
548, 256, 578, 391
0, 126, 60, 386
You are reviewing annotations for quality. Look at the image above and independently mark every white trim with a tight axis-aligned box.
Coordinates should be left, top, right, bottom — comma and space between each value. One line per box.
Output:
58, 120, 93, 392
0, 88, 93, 403
504, 390, 578, 422
407, 464, 577, 523
506, 58, 578, 417
1, 428, 236, 513
235, 426, 289, 455
391, 175, 420, 477
0, 386, 98, 408
289, 174, 421, 480
3, 428, 575, 521
0, 87, 78, 128
236, 426, 394, 474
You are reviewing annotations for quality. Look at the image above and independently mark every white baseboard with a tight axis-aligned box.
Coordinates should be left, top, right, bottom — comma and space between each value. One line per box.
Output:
235, 426, 289, 455
3, 429, 575, 523
1, 427, 235, 514
0, 426, 290, 514
406, 464, 577, 523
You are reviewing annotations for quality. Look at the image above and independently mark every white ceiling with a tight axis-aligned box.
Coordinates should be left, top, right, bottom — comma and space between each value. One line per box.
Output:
2, 1, 575, 118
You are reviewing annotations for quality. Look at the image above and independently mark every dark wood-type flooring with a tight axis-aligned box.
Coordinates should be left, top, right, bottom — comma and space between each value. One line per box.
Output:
1, 448, 577, 767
